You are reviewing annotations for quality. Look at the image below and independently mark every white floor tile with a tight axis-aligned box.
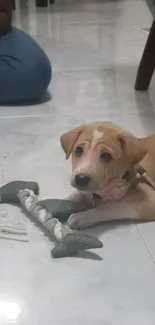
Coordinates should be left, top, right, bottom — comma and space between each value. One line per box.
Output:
1, 0, 155, 324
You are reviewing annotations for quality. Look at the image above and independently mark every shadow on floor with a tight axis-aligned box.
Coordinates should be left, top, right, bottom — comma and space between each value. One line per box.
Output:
0, 91, 52, 107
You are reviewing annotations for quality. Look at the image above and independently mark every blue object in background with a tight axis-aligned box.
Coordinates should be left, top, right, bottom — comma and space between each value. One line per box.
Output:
0, 28, 52, 104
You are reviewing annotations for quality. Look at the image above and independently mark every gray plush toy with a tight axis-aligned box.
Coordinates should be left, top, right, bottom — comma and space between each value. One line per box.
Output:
0, 181, 103, 258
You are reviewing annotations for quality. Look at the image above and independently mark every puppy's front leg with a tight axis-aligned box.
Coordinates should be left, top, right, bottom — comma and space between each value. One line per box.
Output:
67, 201, 137, 229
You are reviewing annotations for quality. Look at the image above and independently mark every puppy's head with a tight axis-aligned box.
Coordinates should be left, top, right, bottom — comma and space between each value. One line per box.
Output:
61, 122, 147, 193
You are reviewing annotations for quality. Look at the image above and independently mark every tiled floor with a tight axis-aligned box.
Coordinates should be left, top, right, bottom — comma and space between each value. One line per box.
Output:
1, 0, 155, 324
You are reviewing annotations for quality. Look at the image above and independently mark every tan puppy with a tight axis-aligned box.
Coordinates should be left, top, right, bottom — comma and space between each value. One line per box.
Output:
61, 121, 155, 229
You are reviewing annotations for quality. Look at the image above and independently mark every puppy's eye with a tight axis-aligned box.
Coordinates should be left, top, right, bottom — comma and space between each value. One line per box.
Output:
100, 152, 112, 163
75, 146, 83, 157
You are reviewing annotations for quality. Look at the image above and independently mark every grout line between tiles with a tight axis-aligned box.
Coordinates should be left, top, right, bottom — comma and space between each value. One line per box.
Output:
136, 224, 155, 264
0, 114, 63, 119
52, 67, 113, 73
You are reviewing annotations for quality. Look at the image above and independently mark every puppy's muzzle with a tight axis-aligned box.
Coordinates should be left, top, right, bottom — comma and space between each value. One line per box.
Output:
75, 173, 91, 189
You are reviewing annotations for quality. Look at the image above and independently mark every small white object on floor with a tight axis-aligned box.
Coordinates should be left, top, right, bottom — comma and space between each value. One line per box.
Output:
0, 210, 29, 242
132, 26, 149, 34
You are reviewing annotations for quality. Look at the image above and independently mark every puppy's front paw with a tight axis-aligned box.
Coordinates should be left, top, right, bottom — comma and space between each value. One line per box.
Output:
67, 213, 90, 230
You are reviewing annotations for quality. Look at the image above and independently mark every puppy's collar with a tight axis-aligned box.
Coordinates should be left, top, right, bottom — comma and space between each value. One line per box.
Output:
93, 166, 155, 204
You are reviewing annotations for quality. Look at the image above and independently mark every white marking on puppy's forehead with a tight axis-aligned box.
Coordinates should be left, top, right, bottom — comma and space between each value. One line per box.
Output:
93, 129, 104, 139
91, 129, 103, 148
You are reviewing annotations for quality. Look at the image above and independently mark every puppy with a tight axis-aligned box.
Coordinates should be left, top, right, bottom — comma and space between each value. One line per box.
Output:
60, 121, 155, 229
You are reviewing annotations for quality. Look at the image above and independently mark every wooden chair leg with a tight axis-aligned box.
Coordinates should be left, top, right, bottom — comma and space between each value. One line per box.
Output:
135, 20, 155, 91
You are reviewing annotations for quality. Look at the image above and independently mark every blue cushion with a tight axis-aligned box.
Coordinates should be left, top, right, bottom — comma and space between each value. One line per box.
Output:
0, 27, 52, 104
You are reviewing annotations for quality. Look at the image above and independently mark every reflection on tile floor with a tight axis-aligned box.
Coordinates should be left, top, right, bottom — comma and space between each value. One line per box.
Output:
1, 0, 155, 324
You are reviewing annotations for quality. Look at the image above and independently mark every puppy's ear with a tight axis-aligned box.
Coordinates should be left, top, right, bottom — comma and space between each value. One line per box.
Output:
60, 125, 85, 159
118, 133, 147, 167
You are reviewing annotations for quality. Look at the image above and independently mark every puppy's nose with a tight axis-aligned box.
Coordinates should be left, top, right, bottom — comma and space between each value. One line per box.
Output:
75, 174, 91, 187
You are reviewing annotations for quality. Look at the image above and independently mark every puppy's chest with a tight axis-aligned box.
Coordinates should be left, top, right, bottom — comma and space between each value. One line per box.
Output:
93, 176, 133, 205
92, 182, 148, 205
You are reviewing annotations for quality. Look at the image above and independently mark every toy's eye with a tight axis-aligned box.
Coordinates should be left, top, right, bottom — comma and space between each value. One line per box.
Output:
75, 146, 83, 157
100, 152, 112, 163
